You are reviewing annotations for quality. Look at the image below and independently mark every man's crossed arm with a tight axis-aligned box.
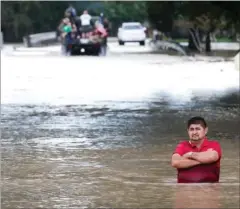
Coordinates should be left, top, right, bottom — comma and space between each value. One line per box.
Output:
171, 149, 220, 169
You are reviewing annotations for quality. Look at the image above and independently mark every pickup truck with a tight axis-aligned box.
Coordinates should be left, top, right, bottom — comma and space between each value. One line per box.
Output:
69, 30, 102, 56
60, 16, 104, 56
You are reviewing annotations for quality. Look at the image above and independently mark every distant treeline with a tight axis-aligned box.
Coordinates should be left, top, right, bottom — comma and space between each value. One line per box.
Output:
2, 1, 239, 46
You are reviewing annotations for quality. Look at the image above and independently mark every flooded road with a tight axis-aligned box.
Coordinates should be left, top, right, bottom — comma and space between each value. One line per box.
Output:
1, 45, 239, 208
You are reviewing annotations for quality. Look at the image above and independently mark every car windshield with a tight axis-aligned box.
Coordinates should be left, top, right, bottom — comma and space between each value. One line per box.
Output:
123, 25, 142, 30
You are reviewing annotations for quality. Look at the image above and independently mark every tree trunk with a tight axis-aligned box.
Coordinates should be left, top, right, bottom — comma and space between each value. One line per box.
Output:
205, 32, 211, 53
188, 28, 201, 52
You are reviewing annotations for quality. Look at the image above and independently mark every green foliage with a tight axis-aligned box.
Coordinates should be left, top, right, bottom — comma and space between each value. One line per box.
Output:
102, 1, 147, 35
1, 1, 239, 42
103, 1, 147, 22
2, 1, 69, 42
146, 1, 240, 33
1, 1, 147, 42
147, 2, 176, 32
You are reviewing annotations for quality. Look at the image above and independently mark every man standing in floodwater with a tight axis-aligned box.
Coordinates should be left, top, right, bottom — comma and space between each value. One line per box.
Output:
171, 116, 222, 183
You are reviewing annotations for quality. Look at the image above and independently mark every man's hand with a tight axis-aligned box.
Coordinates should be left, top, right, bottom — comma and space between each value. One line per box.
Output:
182, 151, 194, 159
183, 148, 219, 164
183, 149, 214, 159
171, 153, 201, 169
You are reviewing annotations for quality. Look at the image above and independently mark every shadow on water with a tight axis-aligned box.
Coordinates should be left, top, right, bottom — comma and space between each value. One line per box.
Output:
186, 90, 239, 109
215, 91, 240, 105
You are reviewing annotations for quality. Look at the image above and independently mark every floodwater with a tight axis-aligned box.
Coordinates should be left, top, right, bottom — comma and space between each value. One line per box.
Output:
1, 49, 240, 208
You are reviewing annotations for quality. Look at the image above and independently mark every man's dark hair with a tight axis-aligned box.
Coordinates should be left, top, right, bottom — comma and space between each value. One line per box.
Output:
187, 116, 207, 128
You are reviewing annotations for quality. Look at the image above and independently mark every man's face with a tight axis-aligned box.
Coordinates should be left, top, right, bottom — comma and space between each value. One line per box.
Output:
187, 124, 208, 141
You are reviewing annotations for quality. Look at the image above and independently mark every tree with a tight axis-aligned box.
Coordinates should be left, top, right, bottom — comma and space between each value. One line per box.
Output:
1, 1, 69, 42
1, 1, 147, 41
101, 2, 147, 36
146, 1, 240, 53
147, 2, 176, 33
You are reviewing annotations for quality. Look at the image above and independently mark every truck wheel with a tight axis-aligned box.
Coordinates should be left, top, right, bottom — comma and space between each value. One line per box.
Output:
86, 49, 95, 56
119, 41, 124, 45
96, 47, 101, 56
139, 41, 145, 46
71, 50, 77, 56
91, 47, 100, 56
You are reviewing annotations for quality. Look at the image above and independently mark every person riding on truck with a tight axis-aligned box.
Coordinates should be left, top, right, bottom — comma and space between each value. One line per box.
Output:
61, 18, 73, 55
99, 13, 104, 24
65, 4, 77, 18
79, 10, 93, 36
58, 18, 68, 53
65, 4, 77, 26
95, 21, 108, 56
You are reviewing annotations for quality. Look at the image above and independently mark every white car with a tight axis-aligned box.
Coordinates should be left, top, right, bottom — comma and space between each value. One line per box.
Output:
117, 22, 146, 46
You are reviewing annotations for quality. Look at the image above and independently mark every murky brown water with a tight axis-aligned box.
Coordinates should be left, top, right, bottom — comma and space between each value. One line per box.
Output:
1, 93, 239, 208
1, 46, 239, 208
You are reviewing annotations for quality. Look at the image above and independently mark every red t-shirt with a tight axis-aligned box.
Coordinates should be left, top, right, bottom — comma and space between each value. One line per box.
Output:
173, 138, 222, 183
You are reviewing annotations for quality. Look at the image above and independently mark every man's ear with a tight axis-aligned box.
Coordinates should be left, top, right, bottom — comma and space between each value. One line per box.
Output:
205, 127, 208, 135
